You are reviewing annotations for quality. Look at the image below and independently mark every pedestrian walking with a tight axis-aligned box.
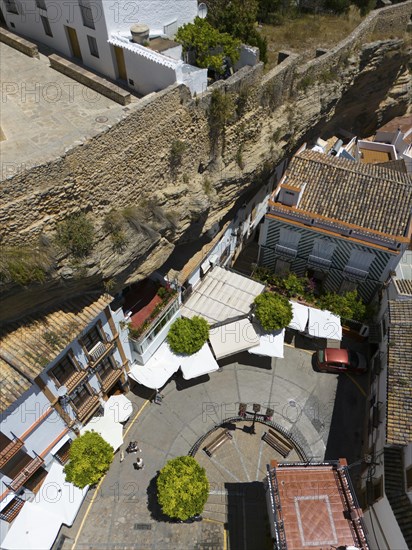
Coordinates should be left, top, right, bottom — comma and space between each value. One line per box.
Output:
135, 457, 144, 470
120, 450, 125, 463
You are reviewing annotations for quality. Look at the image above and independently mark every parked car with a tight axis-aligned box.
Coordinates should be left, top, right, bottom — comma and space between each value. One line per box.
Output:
315, 348, 367, 375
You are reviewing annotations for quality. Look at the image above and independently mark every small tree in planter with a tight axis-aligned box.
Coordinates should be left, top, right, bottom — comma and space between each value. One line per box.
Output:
157, 456, 209, 521
167, 316, 209, 355
64, 431, 113, 489
254, 292, 293, 331
317, 290, 366, 322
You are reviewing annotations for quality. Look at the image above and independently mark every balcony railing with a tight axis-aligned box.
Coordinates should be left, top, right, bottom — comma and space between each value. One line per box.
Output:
74, 395, 101, 423
0, 436, 24, 468
275, 244, 297, 259
100, 367, 123, 393
10, 455, 44, 491
86, 333, 117, 366
64, 369, 88, 393
307, 254, 332, 270
343, 265, 369, 282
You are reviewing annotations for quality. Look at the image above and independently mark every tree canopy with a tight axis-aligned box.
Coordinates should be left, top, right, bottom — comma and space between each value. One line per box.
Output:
254, 291, 293, 331
157, 456, 209, 520
167, 316, 210, 355
318, 290, 366, 322
64, 431, 113, 489
206, 0, 268, 63
175, 17, 241, 74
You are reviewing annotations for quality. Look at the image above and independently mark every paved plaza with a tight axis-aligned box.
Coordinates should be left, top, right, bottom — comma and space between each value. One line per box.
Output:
0, 43, 137, 172
56, 344, 366, 550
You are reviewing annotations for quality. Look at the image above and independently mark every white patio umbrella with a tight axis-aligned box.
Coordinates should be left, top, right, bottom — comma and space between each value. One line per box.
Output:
104, 394, 133, 423
80, 415, 123, 451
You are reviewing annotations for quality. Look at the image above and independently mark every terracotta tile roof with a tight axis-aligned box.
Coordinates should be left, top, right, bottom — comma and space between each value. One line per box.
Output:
375, 159, 408, 174
387, 300, 412, 445
281, 150, 412, 236
0, 293, 113, 413
0, 358, 31, 413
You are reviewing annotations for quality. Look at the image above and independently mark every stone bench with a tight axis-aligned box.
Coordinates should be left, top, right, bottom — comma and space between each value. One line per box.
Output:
262, 429, 293, 458
49, 54, 131, 106
203, 430, 233, 457
0, 28, 39, 58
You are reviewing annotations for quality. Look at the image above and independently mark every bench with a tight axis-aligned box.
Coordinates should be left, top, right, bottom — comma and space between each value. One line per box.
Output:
262, 429, 293, 458
203, 430, 233, 457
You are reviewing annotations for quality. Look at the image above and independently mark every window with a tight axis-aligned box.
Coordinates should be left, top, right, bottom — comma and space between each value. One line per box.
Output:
274, 259, 290, 277
87, 35, 99, 58
36, 0, 47, 9
40, 15, 53, 37
82, 325, 103, 351
97, 357, 114, 381
4, 0, 19, 14
366, 477, 383, 504
50, 355, 78, 386
71, 385, 92, 409
79, 0, 95, 29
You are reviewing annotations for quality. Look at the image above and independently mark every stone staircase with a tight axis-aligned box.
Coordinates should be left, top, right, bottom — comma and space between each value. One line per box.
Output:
203, 492, 230, 523
384, 447, 412, 548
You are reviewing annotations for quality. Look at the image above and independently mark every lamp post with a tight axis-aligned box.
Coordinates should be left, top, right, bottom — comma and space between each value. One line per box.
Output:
250, 403, 261, 435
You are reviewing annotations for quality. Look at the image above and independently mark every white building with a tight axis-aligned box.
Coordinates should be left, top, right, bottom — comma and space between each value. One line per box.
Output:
360, 252, 412, 550
0, 0, 207, 95
0, 293, 132, 546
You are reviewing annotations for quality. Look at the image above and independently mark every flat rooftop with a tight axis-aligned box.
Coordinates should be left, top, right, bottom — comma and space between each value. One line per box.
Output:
267, 462, 369, 549
0, 43, 135, 175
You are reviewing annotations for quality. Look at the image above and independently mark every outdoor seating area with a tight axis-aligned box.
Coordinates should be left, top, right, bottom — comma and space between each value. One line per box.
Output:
262, 428, 293, 459
203, 430, 233, 457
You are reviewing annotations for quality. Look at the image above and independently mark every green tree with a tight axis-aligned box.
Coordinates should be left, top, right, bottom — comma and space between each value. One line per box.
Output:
167, 316, 209, 355
254, 292, 293, 331
56, 212, 95, 258
317, 290, 366, 322
208, 89, 235, 152
157, 456, 209, 520
206, 0, 268, 63
64, 432, 113, 488
279, 272, 306, 298
175, 17, 240, 74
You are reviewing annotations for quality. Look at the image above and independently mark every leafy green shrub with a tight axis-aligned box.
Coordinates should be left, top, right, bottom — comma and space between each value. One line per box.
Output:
254, 292, 293, 331
317, 290, 366, 322
56, 212, 95, 258
176, 17, 240, 74
64, 432, 113, 488
103, 210, 128, 252
167, 316, 209, 355
157, 456, 209, 520
0, 246, 52, 286
236, 145, 245, 169
324, 0, 350, 14
209, 89, 235, 152
170, 140, 187, 172
279, 272, 306, 298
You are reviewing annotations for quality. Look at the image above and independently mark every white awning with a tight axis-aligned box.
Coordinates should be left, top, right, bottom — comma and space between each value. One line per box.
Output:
80, 415, 123, 451
50, 433, 72, 456
288, 301, 309, 332
2, 463, 87, 550
308, 307, 342, 340
249, 329, 285, 358
104, 394, 133, 423
128, 341, 181, 390
179, 343, 219, 380
209, 318, 260, 360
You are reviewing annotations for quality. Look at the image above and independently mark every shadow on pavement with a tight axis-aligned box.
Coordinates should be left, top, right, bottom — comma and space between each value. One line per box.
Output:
218, 352, 271, 369
324, 371, 367, 465
226, 482, 272, 550
175, 373, 210, 391
129, 382, 155, 401
146, 473, 172, 523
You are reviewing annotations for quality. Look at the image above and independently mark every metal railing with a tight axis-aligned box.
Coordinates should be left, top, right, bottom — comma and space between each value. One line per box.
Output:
0, 435, 24, 468
10, 455, 44, 491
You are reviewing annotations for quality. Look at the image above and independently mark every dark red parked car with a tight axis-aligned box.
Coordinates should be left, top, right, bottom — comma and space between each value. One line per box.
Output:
315, 348, 367, 375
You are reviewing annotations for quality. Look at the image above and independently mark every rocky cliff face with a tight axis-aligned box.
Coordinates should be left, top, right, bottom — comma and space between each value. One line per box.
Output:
0, 31, 411, 323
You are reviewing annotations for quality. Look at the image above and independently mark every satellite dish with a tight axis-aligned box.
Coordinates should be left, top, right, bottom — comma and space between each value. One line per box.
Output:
57, 386, 68, 397
198, 3, 208, 18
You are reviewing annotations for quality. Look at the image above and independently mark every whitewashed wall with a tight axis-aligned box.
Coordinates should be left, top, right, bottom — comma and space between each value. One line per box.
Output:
122, 47, 176, 95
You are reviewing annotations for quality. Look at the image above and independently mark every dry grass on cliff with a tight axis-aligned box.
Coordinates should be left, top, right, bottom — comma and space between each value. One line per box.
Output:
261, 7, 363, 69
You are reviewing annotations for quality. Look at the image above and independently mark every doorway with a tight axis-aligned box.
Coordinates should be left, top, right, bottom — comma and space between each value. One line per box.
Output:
114, 46, 127, 81
65, 26, 82, 60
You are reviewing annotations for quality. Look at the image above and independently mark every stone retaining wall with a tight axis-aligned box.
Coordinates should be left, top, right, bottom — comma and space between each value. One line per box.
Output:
49, 54, 131, 106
